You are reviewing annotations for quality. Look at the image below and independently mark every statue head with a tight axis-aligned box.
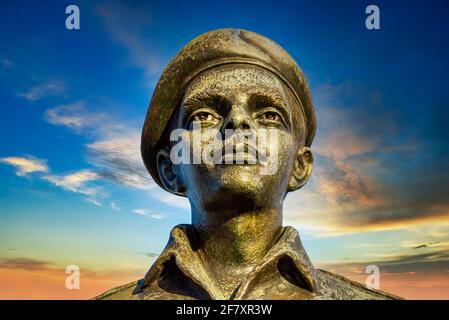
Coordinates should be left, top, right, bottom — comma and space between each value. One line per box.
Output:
141, 29, 317, 223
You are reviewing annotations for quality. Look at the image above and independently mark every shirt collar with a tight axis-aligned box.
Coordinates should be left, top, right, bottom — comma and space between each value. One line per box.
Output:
142, 224, 320, 299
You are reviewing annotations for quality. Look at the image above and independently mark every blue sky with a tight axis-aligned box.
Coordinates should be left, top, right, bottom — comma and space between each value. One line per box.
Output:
1, 0, 448, 299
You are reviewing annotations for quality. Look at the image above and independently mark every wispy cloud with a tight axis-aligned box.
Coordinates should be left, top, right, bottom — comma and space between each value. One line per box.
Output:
157, 192, 190, 210
413, 242, 441, 249
85, 198, 102, 207
43, 170, 99, 195
0, 156, 49, 176
96, 2, 162, 82
17, 80, 66, 101
315, 242, 449, 299
0, 152, 111, 207
0, 257, 52, 271
132, 208, 166, 220
0, 57, 13, 68
133, 208, 148, 216
319, 246, 449, 276
110, 202, 121, 211
43, 101, 154, 191
44, 102, 123, 136
144, 253, 158, 258
43, 170, 103, 204
44, 102, 93, 131
87, 134, 153, 190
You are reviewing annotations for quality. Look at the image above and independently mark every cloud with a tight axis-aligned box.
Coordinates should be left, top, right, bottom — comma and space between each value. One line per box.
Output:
17, 80, 66, 101
0, 257, 52, 271
0, 156, 49, 176
157, 192, 190, 210
44, 102, 115, 133
44, 101, 154, 191
43, 101, 191, 211
0, 154, 108, 207
149, 213, 166, 220
144, 253, 158, 258
284, 82, 449, 236
317, 262, 449, 299
86, 198, 102, 207
319, 246, 449, 276
43, 170, 99, 195
133, 208, 147, 215
87, 134, 153, 190
110, 202, 121, 211
96, 2, 162, 81
314, 241, 449, 299
0, 255, 142, 286
413, 242, 440, 249
0, 57, 13, 68
132, 208, 167, 220
0, 256, 145, 299
43, 170, 103, 204
44, 102, 91, 130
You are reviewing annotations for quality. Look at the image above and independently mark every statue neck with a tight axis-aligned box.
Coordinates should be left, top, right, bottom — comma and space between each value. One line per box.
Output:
192, 206, 283, 267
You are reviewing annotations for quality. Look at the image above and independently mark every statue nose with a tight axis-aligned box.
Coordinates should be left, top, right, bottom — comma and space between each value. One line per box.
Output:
221, 106, 253, 133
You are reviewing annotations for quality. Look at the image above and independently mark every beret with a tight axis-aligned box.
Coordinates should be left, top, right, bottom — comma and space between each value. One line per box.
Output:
141, 28, 317, 188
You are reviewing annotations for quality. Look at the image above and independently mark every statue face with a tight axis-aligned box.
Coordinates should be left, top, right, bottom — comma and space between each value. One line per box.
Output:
159, 64, 311, 214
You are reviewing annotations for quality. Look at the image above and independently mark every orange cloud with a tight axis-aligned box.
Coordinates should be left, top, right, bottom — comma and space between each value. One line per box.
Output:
316, 262, 449, 300
0, 267, 142, 300
0, 257, 143, 299
285, 97, 449, 236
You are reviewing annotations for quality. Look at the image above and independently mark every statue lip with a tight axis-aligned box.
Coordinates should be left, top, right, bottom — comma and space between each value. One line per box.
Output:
214, 142, 267, 164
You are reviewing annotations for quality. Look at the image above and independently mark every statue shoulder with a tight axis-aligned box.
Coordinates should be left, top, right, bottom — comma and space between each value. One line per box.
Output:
93, 279, 143, 300
93, 279, 195, 300
316, 269, 403, 300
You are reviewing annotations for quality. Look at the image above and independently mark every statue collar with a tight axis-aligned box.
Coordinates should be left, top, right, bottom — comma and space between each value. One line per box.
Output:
141, 224, 321, 299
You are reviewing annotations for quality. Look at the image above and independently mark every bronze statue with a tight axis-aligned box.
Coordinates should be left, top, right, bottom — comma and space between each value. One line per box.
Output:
96, 29, 400, 300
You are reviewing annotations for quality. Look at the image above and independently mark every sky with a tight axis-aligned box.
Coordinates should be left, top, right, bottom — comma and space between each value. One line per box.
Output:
0, 0, 448, 299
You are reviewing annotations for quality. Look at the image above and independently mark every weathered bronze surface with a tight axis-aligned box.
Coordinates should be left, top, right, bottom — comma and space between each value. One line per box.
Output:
96, 29, 401, 300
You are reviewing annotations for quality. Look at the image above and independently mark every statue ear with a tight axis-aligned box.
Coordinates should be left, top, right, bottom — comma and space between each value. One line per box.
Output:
288, 146, 313, 192
156, 148, 186, 196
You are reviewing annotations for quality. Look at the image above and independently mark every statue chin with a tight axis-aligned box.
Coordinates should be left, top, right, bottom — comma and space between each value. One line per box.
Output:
198, 165, 280, 210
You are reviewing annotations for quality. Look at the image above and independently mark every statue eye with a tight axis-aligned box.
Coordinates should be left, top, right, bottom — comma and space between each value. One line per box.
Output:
257, 110, 284, 127
187, 110, 221, 129
194, 112, 214, 122
263, 111, 280, 121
